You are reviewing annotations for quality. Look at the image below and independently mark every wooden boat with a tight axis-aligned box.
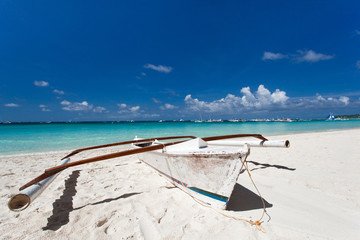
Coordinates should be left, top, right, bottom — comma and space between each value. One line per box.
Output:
8, 134, 289, 212
132, 136, 289, 209
133, 137, 249, 209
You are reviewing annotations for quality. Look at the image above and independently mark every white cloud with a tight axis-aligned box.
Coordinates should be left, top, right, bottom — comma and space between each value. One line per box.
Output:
356, 60, 360, 69
135, 72, 147, 80
60, 100, 105, 113
4, 103, 20, 107
161, 89, 180, 96
39, 104, 51, 111
152, 98, 162, 104
263, 50, 334, 63
185, 93, 243, 112
184, 85, 353, 115
118, 103, 140, 113
160, 103, 178, 110
339, 96, 350, 105
53, 89, 65, 95
143, 113, 160, 118
355, 30, 360, 35
118, 103, 127, 108
262, 51, 287, 61
61, 101, 92, 111
144, 64, 173, 73
241, 85, 289, 108
240, 87, 256, 106
34, 80, 49, 87
271, 89, 289, 103
289, 93, 352, 110
130, 106, 140, 112
61, 100, 71, 105
93, 106, 107, 113
296, 50, 334, 63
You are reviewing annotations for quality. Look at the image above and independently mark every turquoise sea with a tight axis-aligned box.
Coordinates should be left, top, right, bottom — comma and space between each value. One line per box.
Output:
1, 120, 360, 156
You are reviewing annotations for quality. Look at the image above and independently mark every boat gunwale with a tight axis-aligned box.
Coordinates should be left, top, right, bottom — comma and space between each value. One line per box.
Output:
141, 150, 247, 158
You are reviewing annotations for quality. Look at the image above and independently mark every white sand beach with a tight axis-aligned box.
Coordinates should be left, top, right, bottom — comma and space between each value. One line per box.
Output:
1, 129, 360, 239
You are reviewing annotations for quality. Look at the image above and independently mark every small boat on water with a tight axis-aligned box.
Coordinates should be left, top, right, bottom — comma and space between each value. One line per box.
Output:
327, 113, 335, 120
8, 133, 289, 212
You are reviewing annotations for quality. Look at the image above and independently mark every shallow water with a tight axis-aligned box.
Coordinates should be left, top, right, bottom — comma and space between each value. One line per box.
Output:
1, 120, 359, 155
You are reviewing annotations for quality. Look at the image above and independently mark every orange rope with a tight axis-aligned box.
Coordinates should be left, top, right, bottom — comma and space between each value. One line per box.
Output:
151, 141, 269, 232
191, 150, 269, 232
238, 152, 269, 231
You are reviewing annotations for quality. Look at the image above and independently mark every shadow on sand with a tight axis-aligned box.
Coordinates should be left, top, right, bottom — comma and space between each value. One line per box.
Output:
226, 183, 273, 211
43, 170, 81, 231
43, 169, 141, 231
247, 161, 296, 172
228, 161, 295, 211
73, 192, 142, 211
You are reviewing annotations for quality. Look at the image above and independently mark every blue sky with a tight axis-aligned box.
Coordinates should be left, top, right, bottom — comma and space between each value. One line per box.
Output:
1, 0, 360, 121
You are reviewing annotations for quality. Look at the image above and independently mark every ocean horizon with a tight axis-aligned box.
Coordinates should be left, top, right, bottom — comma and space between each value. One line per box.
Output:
1, 119, 360, 156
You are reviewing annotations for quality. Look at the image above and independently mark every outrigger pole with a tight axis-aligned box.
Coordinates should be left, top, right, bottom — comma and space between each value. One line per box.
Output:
9, 134, 269, 211
61, 135, 197, 160
8, 158, 71, 212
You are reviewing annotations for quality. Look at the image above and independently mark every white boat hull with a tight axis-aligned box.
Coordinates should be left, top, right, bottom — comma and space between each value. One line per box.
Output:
135, 138, 249, 209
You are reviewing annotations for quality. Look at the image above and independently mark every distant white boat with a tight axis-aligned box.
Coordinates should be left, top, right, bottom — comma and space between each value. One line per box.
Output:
206, 119, 223, 122
327, 113, 335, 120
278, 118, 293, 122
